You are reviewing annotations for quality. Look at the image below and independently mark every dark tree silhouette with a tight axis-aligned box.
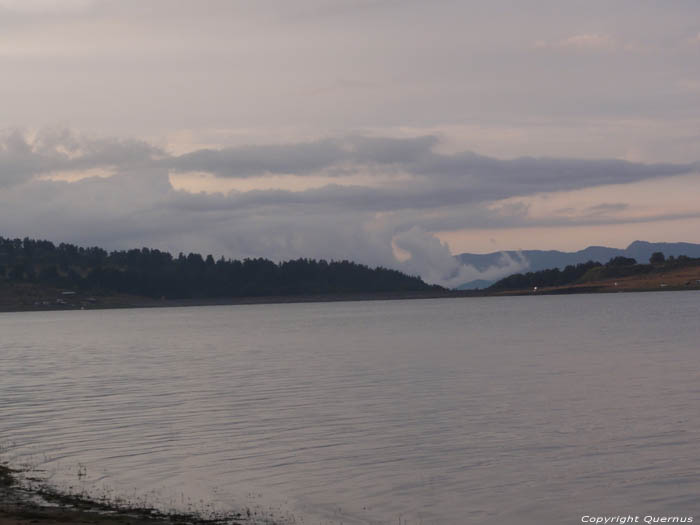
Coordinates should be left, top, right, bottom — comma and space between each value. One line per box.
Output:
649, 252, 666, 265
606, 256, 636, 267
0, 236, 442, 298
489, 260, 603, 291
489, 253, 700, 291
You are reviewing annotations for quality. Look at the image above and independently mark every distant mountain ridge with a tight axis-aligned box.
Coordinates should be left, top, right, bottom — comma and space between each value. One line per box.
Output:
455, 241, 700, 289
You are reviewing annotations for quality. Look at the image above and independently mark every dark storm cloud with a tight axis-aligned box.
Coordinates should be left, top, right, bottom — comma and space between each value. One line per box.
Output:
166, 183, 477, 214
168, 135, 438, 177
167, 135, 695, 195
3, 131, 695, 201
169, 139, 343, 177
2, 129, 697, 220
165, 135, 696, 210
415, 153, 695, 189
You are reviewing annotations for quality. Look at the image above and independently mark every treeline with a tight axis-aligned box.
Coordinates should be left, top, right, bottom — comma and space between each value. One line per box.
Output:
489, 252, 700, 291
0, 236, 441, 298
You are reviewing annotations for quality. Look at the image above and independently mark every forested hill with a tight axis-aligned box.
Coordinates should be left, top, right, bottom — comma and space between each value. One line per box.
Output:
0, 237, 441, 299
489, 252, 700, 292
455, 240, 700, 289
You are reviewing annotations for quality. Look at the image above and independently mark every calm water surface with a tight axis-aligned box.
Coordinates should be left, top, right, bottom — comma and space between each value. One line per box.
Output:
2, 293, 700, 524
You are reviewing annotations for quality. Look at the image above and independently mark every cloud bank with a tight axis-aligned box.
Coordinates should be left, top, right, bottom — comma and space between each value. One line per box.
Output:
0, 129, 697, 287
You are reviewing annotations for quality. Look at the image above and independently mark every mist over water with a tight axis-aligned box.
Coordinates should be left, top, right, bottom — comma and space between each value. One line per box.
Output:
1, 293, 700, 524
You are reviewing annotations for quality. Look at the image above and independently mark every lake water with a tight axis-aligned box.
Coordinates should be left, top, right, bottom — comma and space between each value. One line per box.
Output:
1, 293, 699, 524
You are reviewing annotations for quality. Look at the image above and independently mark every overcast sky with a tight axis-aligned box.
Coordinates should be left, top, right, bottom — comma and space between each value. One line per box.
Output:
1, 0, 699, 286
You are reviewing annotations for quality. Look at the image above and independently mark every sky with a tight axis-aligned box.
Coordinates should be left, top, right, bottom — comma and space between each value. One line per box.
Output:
1, 0, 699, 286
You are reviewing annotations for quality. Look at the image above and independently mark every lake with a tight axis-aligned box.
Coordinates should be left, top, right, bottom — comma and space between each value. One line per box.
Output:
1, 292, 699, 524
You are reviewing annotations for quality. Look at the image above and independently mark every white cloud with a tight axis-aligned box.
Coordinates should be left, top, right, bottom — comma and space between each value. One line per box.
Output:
392, 227, 529, 288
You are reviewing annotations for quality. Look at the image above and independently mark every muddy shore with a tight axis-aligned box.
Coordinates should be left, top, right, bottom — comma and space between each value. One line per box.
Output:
0, 465, 265, 525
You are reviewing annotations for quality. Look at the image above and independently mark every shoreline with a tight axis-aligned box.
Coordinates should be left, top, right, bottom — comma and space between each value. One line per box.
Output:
0, 287, 484, 313
0, 464, 264, 525
1, 282, 700, 314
